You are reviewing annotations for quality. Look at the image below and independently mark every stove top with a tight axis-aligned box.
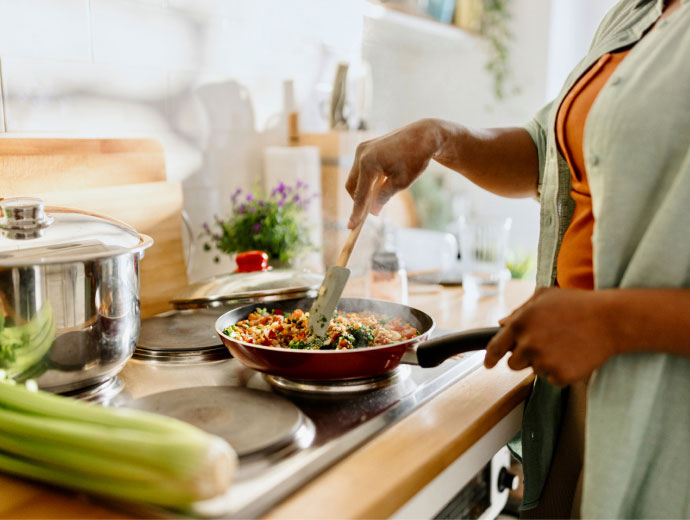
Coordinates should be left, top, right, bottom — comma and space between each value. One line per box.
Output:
108, 331, 484, 518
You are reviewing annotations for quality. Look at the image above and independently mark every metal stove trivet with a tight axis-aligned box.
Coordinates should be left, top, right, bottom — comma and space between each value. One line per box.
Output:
265, 365, 413, 395
125, 386, 315, 458
134, 309, 231, 363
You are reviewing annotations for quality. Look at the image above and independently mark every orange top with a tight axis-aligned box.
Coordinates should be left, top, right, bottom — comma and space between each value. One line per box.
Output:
555, 49, 631, 289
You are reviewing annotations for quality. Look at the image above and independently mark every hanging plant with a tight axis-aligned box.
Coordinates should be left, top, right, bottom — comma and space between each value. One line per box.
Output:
482, 0, 519, 100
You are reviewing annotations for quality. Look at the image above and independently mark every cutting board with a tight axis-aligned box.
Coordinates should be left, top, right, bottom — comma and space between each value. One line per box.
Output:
0, 137, 187, 318
0, 138, 166, 194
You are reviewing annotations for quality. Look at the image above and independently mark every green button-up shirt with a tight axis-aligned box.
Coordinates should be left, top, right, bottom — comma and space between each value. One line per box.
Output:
516, 0, 690, 517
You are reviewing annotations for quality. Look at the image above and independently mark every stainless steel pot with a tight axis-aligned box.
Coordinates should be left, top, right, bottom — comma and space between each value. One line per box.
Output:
0, 197, 153, 392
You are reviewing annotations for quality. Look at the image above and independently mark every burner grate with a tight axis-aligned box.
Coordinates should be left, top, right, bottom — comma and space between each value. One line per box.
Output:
264, 365, 412, 394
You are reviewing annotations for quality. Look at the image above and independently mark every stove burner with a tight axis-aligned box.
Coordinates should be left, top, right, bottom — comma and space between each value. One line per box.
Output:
137, 309, 225, 350
265, 365, 412, 395
135, 309, 231, 363
124, 386, 314, 457
133, 345, 230, 364
62, 376, 124, 404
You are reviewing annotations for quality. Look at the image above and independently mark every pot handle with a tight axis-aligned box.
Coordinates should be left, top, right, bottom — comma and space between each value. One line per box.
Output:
416, 326, 502, 368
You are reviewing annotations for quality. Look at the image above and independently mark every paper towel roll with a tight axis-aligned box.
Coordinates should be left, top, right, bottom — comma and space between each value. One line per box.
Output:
263, 146, 323, 271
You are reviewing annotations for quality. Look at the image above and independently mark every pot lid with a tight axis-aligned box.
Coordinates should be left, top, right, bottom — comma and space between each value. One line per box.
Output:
0, 197, 153, 266
171, 268, 323, 309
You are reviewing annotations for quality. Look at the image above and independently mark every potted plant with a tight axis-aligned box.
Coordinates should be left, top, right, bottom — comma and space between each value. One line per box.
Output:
202, 181, 317, 267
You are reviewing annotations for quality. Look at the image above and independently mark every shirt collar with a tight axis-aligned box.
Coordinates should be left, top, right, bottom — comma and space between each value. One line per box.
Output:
636, 0, 688, 9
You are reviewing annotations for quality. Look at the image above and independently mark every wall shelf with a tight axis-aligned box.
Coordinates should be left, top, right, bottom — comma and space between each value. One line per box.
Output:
364, 0, 479, 44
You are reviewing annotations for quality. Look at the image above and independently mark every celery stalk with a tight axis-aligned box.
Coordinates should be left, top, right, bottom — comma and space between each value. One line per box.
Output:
0, 451, 206, 507
0, 429, 168, 483
0, 407, 207, 477
0, 379, 237, 507
0, 380, 200, 436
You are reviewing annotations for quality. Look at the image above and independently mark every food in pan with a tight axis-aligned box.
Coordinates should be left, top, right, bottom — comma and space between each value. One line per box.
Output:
223, 307, 419, 350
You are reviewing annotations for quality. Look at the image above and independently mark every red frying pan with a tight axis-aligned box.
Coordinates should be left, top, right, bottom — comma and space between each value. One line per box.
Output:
215, 297, 499, 381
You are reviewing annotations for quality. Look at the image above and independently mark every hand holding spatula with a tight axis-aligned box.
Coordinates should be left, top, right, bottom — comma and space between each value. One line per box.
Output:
308, 175, 386, 337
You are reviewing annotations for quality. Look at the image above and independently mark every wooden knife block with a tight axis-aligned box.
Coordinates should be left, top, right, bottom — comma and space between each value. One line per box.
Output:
300, 131, 419, 266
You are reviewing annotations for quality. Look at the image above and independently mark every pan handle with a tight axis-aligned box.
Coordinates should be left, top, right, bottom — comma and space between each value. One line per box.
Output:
416, 326, 502, 368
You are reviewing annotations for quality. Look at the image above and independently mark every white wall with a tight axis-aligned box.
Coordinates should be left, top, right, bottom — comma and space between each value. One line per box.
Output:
546, 0, 618, 99
0, 0, 591, 281
361, 0, 552, 259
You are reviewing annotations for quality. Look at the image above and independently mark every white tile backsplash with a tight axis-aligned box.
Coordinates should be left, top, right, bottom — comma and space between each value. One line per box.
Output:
0, 0, 91, 62
2, 57, 169, 132
0, 0, 552, 280
166, 0, 230, 16
91, 0, 200, 70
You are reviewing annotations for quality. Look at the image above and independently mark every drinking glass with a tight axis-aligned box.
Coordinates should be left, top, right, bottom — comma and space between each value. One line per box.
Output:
459, 216, 512, 297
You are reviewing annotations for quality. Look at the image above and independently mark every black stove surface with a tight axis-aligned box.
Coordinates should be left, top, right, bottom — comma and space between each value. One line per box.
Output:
111, 330, 484, 518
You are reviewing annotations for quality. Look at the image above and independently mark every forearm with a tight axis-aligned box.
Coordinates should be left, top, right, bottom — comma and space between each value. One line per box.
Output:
427, 119, 539, 198
598, 288, 690, 357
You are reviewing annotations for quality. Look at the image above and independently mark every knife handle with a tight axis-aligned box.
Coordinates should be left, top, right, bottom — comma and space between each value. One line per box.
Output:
336, 175, 386, 267
415, 326, 502, 368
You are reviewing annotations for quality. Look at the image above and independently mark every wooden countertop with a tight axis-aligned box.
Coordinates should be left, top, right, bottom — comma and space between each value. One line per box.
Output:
0, 280, 536, 520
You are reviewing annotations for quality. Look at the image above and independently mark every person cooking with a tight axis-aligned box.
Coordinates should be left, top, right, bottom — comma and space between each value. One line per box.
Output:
345, 0, 690, 517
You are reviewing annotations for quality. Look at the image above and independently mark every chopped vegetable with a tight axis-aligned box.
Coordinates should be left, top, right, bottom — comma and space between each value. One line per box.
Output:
224, 308, 418, 350
0, 374, 237, 508
0, 303, 55, 378
348, 325, 375, 347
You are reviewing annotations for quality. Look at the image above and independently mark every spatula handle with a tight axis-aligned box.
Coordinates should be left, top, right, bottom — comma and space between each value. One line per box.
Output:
336, 175, 386, 267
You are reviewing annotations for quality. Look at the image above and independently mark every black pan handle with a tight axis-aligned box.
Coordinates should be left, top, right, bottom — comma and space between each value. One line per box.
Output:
416, 326, 502, 368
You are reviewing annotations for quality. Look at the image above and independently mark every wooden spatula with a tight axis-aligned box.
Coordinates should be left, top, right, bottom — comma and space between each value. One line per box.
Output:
308, 176, 385, 337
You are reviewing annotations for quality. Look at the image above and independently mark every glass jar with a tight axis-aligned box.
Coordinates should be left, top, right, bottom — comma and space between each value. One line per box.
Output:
368, 221, 408, 304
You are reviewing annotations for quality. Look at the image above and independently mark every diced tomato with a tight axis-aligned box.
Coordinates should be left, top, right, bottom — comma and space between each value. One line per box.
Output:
268, 330, 277, 339
273, 310, 284, 315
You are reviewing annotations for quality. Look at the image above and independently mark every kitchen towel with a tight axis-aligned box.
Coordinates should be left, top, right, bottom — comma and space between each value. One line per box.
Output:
263, 146, 323, 272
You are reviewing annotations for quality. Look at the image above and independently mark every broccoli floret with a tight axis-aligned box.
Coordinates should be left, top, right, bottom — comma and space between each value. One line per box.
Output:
288, 340, 308, 350
347, 325, 374, 347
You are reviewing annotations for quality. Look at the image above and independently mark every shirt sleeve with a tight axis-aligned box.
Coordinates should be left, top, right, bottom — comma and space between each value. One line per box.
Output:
523, 100, 554, 200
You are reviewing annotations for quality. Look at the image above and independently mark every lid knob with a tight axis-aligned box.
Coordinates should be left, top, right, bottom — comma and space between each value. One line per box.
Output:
235, 250, 270, 273
0, 197, 54, 239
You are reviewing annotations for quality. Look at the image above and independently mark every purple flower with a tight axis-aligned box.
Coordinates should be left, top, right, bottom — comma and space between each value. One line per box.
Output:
248, 205, 256, 213
277, 199, 284, 207
292, 194, 300, 203
212, 232, 221, 240
231, 188, 242, 204
247, 193, 254, 202
237, 204, 246, 214
296, 180, 303, 189
202, 222, 210, 232
258, 200, 265, 207
251, 222, 261, 232
277, 182, 286, 193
